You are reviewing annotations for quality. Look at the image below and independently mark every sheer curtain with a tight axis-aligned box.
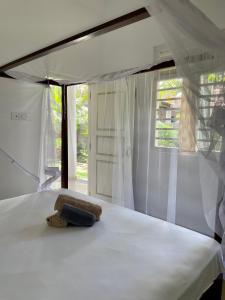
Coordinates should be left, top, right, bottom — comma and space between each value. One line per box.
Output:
147, 0, 225, 249
38, 86, 61, 190
132, 71, 212, 236
112, 78, 135, 209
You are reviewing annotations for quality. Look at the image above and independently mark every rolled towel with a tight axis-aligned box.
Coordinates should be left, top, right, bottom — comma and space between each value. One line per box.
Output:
47, 212, 68, 228
55, 194, 102, 221
60, 204, 96, 227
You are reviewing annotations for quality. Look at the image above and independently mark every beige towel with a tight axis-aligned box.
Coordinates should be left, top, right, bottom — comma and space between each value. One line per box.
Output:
54, 194, 102, 221
47, 212, 68, 228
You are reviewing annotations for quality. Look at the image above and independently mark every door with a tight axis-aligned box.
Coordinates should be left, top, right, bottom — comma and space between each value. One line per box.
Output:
88, 79, 135, 204
88, 82, 118, 201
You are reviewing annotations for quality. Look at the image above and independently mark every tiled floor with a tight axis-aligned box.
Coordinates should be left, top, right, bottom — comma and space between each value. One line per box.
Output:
52, 179, 88, 195
68, 179, 88, 194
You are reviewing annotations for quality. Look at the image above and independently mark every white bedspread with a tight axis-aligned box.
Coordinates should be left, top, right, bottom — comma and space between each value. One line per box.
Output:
0, 189, 222, 300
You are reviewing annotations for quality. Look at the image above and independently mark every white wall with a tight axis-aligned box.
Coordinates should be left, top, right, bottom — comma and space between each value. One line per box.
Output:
0, 78, 44, 200
192, 0, 225, 29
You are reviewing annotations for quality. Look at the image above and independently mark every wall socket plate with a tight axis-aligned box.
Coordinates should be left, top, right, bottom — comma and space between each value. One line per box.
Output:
11, 112, 31, 121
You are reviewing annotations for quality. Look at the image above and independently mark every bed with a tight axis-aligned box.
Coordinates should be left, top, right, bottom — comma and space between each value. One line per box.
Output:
0, 189, 223, 300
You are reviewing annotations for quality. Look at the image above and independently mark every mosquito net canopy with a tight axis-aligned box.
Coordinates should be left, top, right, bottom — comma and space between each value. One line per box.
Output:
1, 0, 225, 263
147, 0, 225, 245
7, 17, 164, 83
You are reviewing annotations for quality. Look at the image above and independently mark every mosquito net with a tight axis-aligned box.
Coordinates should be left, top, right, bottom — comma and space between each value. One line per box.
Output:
0, 0, 225, 262
0, 79, 61, 198
147, 0, 225, 254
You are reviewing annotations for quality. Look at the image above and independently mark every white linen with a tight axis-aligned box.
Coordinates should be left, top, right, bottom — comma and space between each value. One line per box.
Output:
0, 189, 222, 300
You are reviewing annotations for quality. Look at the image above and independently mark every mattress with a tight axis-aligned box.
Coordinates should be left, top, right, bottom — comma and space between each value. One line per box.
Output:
0, 189, 222, 300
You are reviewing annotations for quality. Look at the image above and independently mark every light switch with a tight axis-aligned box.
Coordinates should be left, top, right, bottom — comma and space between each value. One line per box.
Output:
11, 112, 31, 121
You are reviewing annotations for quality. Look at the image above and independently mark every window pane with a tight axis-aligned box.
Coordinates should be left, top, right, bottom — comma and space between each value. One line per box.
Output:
198, 71, 225, 152
200, 84, 224, 96
155, 139, 179, 148
156, 99, 181, 109
155, 129, 179, 139
154, 69, 183, 149
157, 88, 182, 100
200, 72, 225, 84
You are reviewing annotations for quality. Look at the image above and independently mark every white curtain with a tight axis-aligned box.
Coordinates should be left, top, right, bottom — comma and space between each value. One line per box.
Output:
147, 0, 225, 250
133, 71, 212, 235
67, 86, 77, 180
112, 78, 135, 209
38, 86, 61, 190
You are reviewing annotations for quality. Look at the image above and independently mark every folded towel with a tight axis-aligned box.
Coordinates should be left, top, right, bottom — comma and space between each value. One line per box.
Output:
46, 212, 68, 228
54, 194, 102, 221
60, 204, 96, 227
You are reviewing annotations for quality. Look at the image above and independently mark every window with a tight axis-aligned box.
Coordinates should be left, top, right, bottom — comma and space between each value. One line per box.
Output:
154, 68, 225, 151
198, 71, 225, 150
153, 45, 225, 152
154, 67, 195, 152
154, 68, 183, 148
153, 45, 195, 152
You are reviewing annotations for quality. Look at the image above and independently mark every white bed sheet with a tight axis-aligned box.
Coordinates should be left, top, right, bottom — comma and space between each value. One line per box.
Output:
0, 189, 222, 300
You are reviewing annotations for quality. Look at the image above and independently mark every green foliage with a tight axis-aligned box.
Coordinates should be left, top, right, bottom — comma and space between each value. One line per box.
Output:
206, 72, 225, 83
76, 163, 88, 181
156, 122, 178, 148
76, 86, 88, 135
50, 86, 62, 161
